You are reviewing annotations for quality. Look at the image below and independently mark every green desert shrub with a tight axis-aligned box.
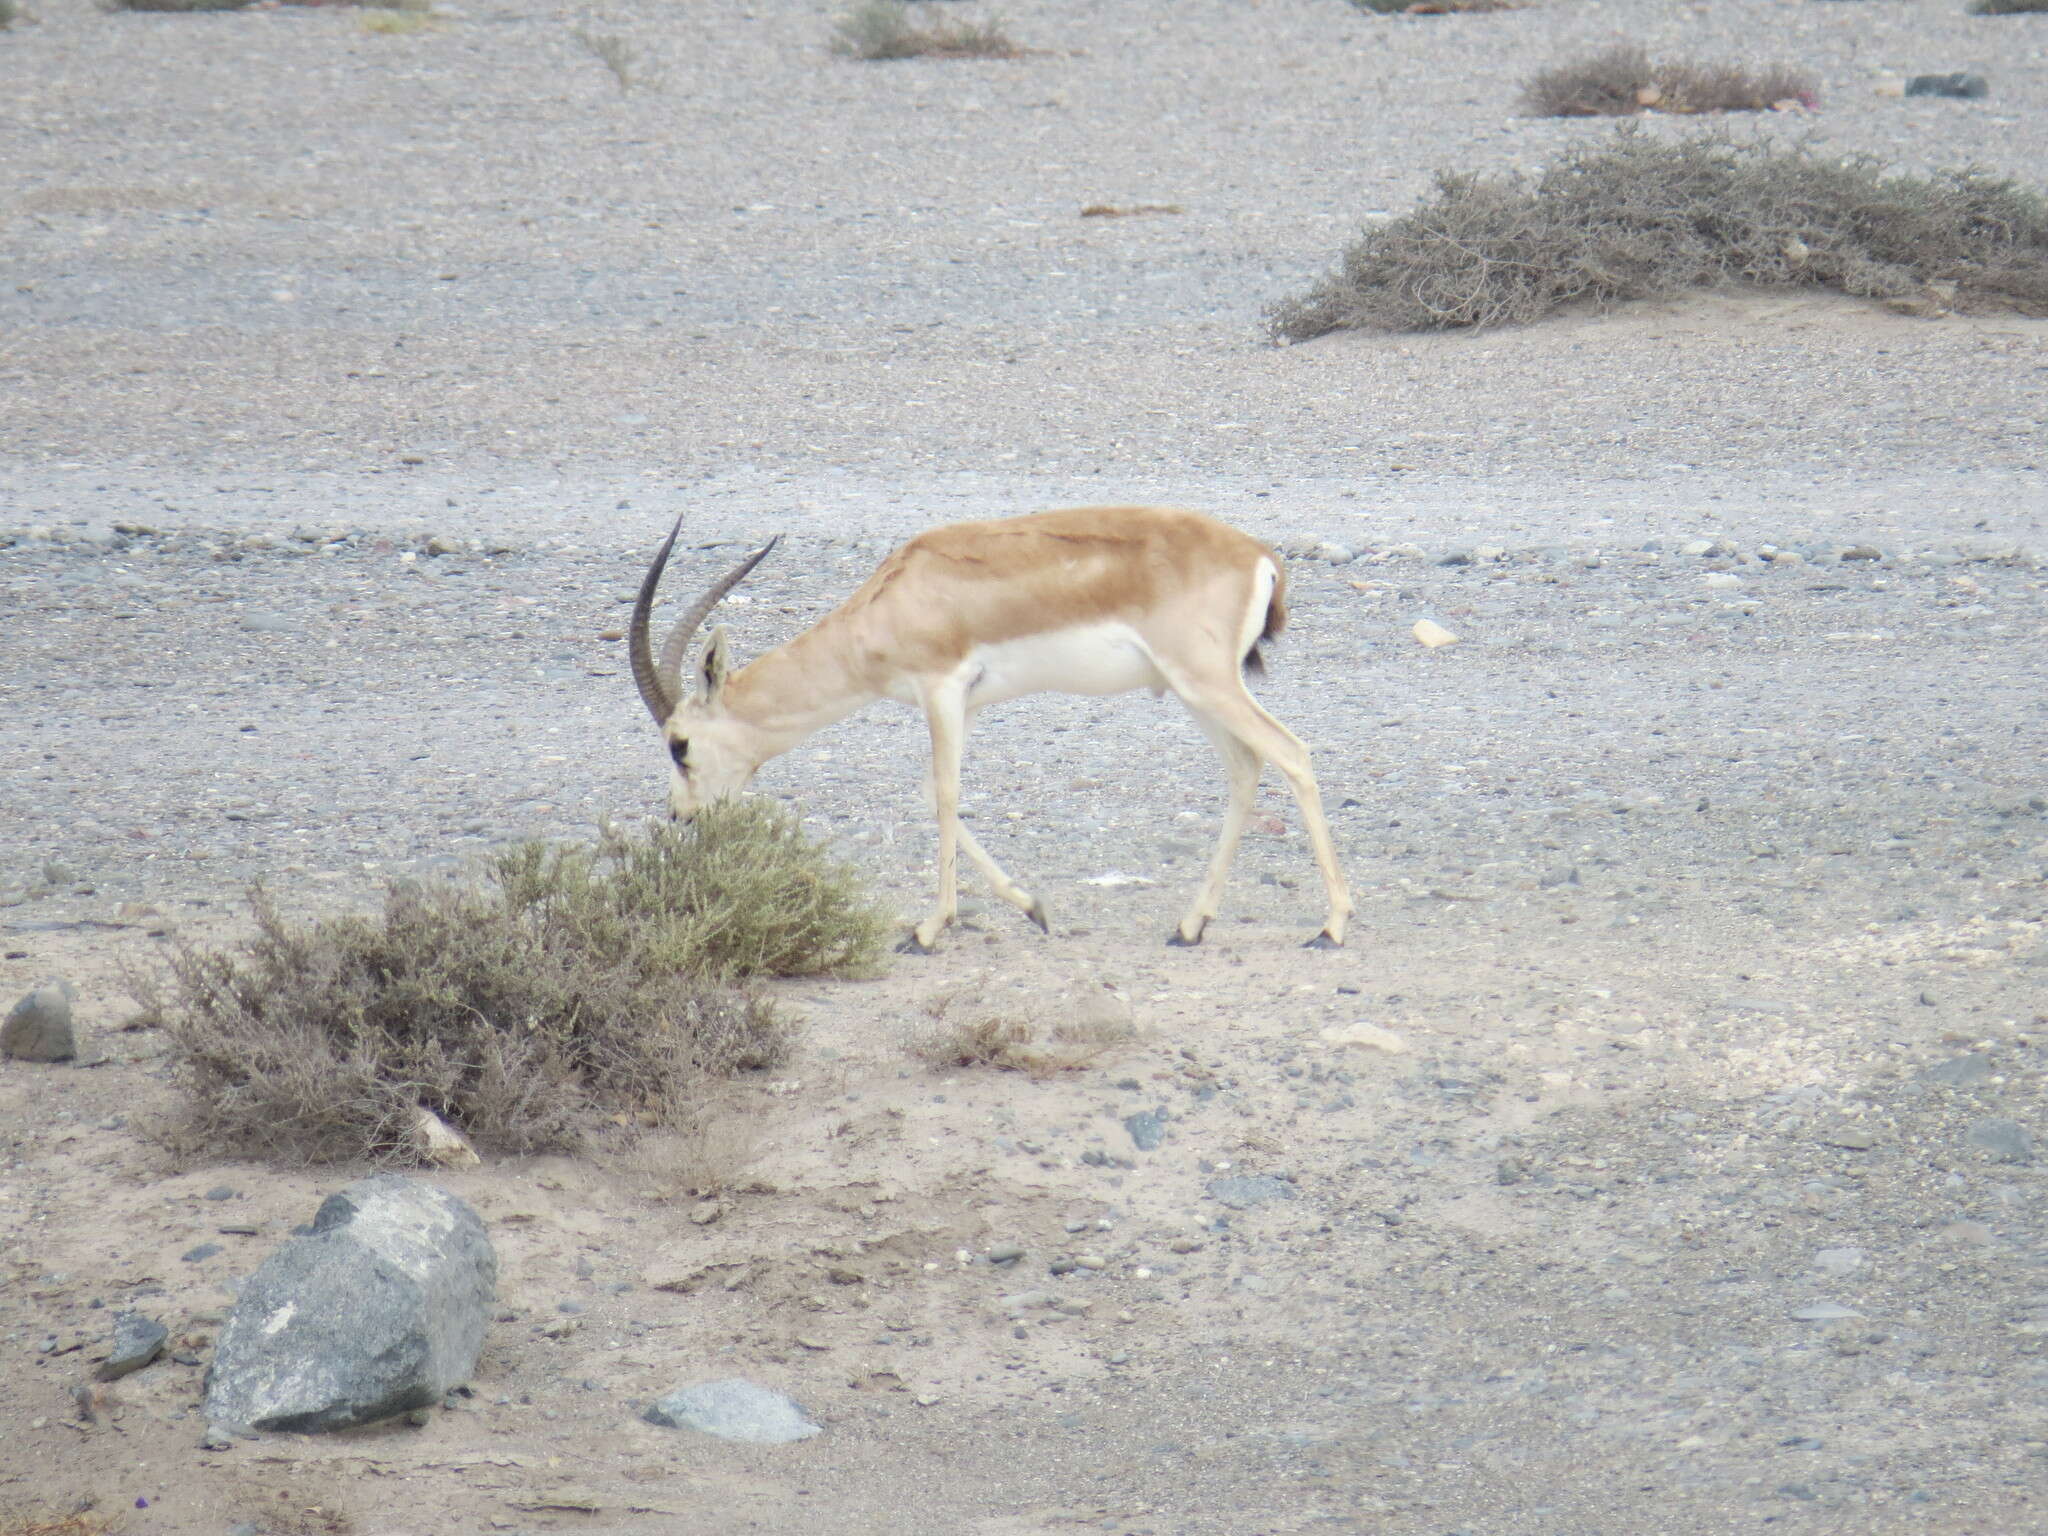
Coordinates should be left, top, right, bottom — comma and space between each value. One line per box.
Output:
1271, 129, 2048, 336
149, 802, 885, 1164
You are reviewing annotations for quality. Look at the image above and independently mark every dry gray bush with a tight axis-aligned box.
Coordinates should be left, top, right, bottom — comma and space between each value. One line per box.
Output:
103, 0, 250, 11
1349, 0, 1519, 13
911, 980, 1135, 1074
1969, 0, 2048, 13
1271, 129, 2048, 337
830, 0, 1022, 61
147, 803, 885, 1164
1523, 45, 1818, 117
572, 26, 658, 93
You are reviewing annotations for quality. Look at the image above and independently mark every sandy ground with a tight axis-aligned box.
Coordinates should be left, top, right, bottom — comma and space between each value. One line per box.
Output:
4, 0, 2048, 1533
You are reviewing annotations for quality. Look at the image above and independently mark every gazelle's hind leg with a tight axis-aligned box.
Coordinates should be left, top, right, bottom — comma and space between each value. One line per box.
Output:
904, 684, 966, 954
1161, 667, 1352, 949
1168, 717, 1262, 947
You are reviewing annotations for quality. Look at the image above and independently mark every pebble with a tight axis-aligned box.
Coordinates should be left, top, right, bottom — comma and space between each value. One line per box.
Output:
1967, 1118, 2033, 1164
1318, 1021, 1406, 1054
1819, 1127, 1877, 1150
2, 980, 76, 1063
986, 1243, 1026, 1266
1905, 73, 1988, 100
1923, 1053, 1993, 1088
94, 1311, 168, 1382
1411, 619, 1458, 649
642, 1378, 820, 1443
1206, 1175, 1296, 1209
1812, 1248, 1864, 1277
1124, 1109, 1168, 1152
1789, 1302, 1863, 1322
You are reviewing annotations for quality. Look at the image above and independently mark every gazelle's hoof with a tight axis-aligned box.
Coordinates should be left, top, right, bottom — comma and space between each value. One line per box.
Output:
1024, 899, 1050, 934
896, 933, 937, 956
1302, 930, 1343, 950
1166, 924, 1205, 948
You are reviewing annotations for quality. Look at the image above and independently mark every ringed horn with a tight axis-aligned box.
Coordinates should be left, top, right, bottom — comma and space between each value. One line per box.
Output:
628, 519, 781, 725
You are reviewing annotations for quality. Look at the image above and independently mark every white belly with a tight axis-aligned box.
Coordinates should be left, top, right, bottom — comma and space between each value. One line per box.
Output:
959, 623, 1166, 707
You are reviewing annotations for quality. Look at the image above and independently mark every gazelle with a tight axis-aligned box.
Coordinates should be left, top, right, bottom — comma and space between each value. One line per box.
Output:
628, 506, 1352, 953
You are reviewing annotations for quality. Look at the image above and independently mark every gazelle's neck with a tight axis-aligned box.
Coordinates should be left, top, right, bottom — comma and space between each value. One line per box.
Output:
723, 626, 882, 760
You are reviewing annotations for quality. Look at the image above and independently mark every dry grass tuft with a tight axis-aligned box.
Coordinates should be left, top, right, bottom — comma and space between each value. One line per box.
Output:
106, 0, 425, 11
572, 26, 659, 91
1350, 0, 1519, 13
0, 1517, 121, 1536
146, 803, 884, 1164
912, 980, 1135, 1074
830, 0, 1022, 60
103, 0, 250, 11
617, 1118, 764, 1200
1523, 45, 1818, 117
1270, 128, 2048, 336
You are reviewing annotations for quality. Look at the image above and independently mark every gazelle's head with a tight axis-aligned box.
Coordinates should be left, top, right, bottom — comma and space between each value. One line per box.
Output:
628, 520, 780, 821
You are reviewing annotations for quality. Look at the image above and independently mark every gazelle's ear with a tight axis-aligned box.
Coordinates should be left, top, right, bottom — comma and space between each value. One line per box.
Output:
697, 625, 731, 702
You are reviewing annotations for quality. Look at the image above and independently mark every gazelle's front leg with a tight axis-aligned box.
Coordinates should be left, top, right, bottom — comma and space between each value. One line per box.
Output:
902, 688, 1048, 953
903, 684, 969, 954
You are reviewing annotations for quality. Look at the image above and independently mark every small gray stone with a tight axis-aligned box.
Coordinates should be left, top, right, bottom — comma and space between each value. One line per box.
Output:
3, 981, 76, 1063
1819, 1127, 1877, 1151
1813, 1248, 1865, 1277
1207, 1175, 1296, 1209
1789, 1302, 1862, 1321
183, 1242, 224, 1263
1124, 1109, 1168, 1152
1923, 1053, 1994, 1088
985, 1243, 1026, 1266
643, 1378, 820, 1443
95, 1312, 168, 1382
1905, 73, 1988, 100
1968, 1118, 2034, 1164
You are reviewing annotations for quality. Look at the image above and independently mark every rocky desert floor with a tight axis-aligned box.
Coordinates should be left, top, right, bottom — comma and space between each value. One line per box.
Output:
4, 0, 2048, 1533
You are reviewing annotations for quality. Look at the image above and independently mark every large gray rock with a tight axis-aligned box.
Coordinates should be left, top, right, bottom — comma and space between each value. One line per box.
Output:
204, 1174, 496, 1434
2, 980, 76, 1062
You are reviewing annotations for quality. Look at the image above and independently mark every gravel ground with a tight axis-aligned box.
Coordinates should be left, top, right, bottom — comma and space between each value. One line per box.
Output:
4, 0, 2048, 1532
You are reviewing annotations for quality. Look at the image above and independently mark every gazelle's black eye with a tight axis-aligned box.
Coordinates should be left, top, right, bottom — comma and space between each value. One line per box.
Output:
669, 739, 689, 770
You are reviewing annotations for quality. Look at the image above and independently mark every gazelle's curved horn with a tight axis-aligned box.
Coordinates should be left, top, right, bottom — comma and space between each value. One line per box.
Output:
657, 535, 781, 694
629, 517, 685, 725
